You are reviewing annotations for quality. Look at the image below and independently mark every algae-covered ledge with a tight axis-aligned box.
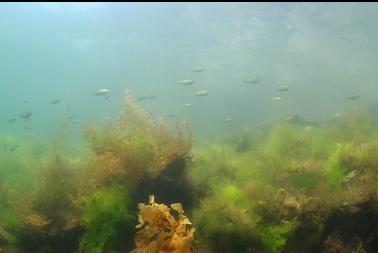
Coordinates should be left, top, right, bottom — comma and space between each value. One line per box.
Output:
1, 92, 378, 253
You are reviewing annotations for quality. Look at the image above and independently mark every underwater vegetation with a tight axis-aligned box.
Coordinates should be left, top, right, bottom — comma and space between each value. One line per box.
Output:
1, 95, 378, 252
187, 108, 378, 253
131, 195, 194, 253
13, 154, 83, 253
257, 220, 296, 253
83, 90, 192, 193
0, 90, 194, 252
192, 186, 261, 252
78, 186, 135, 253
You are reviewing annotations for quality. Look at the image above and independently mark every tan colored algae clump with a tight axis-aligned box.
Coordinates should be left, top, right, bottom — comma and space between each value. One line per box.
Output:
131, 195, 195, 253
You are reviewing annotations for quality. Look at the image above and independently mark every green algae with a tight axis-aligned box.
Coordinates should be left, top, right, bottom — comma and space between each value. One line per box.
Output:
257, 220, 296, 253
78, 186, 135, 253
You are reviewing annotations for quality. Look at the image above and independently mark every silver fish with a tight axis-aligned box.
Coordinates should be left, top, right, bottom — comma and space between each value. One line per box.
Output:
343, 170, 357, 183
176, 79, 194, 85
347, 95, 360, 101
224, 118, 232, 123
19, 111, 32, 119
194, 90, 208, 96
136, 96, 148, 101
167, 114, 177, 118
93, 89, 110, 95
137, 95, 157, 101
193, 67, 205, 72
183, 103, 192, 108
304, 125, 314, 131
276, 85, 289, 92
272, 97, 283, 101
50, 99, 61, 104
245, 78, 261, 85
9, 144, 18, 152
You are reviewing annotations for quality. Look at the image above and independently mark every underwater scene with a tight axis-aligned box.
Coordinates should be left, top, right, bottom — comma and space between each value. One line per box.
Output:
1, 2, 378, 253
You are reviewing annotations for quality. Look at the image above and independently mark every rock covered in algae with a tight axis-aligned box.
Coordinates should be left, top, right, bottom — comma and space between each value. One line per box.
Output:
131, 195, 195, 253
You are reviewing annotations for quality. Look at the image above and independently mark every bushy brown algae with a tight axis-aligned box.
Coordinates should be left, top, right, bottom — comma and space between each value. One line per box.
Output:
83, 90, 192, 193
14, 155, 81, 235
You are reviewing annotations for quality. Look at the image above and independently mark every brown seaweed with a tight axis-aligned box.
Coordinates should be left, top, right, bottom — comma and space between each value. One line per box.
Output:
131, 195, 195, 253
84, 90, 192, 192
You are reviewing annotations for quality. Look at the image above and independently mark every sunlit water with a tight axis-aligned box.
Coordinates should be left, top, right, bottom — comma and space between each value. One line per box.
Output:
1, 3, 377, 141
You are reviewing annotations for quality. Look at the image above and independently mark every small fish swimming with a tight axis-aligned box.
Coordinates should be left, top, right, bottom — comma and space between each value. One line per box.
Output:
304, 125, 314, 131
8, 118, 17, 123
176, 79, 194, 85
137, 95, 157, 101
167, 114, 177, 118
343, 170, 357, 183
347, 95, 360, 101
9, 144, 18, 152
341, 201, 349, 207
224, 118, 232, 123
193, 90, 208, 96
276, 85, 289, 92
19, 111, 32, 119
93, 89, 110, 96
272, 97, 283, 101
102, 116, 113, 121
286, 114, 305, 125
193, 67, 205, 72
285, 114, 298, 122
147, 95, 157, 100
334, 113, 343, 117
183, 103, 192, 108
72, 119, 80, 124
50, 99, 61, 104
244, 78, 261, 85
137, 96, 148, 101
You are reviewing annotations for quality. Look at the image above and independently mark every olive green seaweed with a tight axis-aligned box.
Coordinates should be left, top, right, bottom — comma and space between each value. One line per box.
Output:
78, 186, 135, 253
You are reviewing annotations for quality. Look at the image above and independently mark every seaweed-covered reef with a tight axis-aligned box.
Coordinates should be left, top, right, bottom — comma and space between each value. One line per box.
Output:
1, 94, 378, 253
0, 90, 193, 253
188, 109, 378, 253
